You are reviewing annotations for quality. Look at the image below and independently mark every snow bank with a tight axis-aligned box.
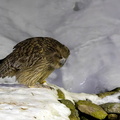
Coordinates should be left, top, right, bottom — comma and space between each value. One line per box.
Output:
0, 0, 120, 93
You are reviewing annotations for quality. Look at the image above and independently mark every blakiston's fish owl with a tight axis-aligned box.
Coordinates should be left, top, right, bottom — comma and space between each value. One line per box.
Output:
0, 37, 70, 87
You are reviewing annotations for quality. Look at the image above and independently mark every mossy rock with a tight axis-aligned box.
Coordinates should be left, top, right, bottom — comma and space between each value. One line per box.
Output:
69, 109, 80, 120
57, 89, 65, 99
111, 87, 120, 92
98, 91, 117, 98
108, 114, 118, 120
98, 87, 120, 98
59, 99, 80, 120
59, 99, 75, 110
100, 103, 120, 114
76, 100, 107, 119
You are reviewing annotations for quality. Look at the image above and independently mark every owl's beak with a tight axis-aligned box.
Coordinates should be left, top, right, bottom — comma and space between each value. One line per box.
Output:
60, 57, 66, 66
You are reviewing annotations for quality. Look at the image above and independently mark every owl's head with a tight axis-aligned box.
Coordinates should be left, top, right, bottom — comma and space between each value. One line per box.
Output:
54, 45, 70, 68
46, 44, 70, 69
41, 37, 70, 69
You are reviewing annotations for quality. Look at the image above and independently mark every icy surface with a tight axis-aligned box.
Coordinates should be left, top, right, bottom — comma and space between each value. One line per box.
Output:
0, 0, 120, 93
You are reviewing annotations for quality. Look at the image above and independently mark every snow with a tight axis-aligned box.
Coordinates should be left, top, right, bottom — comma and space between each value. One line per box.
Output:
0, 0, 120, 94
0, 85, 119, 119
0, 86, 70, 120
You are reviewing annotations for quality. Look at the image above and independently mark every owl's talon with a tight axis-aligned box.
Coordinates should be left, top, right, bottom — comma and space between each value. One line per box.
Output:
40, 80, 46, 84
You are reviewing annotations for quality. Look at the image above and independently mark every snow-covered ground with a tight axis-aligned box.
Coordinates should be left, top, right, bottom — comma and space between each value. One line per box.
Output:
0, 85, 119, 120
0, 86, 70, 120
0, 0, 120, 93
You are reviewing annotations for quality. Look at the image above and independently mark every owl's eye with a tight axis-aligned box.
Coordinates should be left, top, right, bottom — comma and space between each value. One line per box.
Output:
54, 53, 62, 59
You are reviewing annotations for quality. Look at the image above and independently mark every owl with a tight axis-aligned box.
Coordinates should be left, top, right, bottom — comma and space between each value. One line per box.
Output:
0, 37, 70, 87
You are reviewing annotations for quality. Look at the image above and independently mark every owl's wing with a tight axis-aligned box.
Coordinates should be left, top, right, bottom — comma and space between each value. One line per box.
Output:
2, 41, 44, 76
0, 51, 44, 78
13, 54, 43, 70
11, 38, 45, 70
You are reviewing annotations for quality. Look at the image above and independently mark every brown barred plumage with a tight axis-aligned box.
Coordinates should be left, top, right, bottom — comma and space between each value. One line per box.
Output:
0, 37, 70, 86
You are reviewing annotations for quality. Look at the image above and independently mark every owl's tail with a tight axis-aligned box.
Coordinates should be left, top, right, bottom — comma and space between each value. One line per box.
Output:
0, 58, 5, 77
0, 58, 16, 78
0, 58, 11, 78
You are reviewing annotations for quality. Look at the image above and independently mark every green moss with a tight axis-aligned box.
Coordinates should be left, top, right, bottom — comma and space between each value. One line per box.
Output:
57, 89, 65, 99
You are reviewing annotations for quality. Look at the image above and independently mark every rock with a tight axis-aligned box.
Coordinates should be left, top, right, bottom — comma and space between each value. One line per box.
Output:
59, 99, 80, 120
100, 103, 120, 114
98, 87, 120, 98
59, 99, 75, 110
76, 100, 108, 119
69, 109, 80, 120
107, 114, 118, 120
